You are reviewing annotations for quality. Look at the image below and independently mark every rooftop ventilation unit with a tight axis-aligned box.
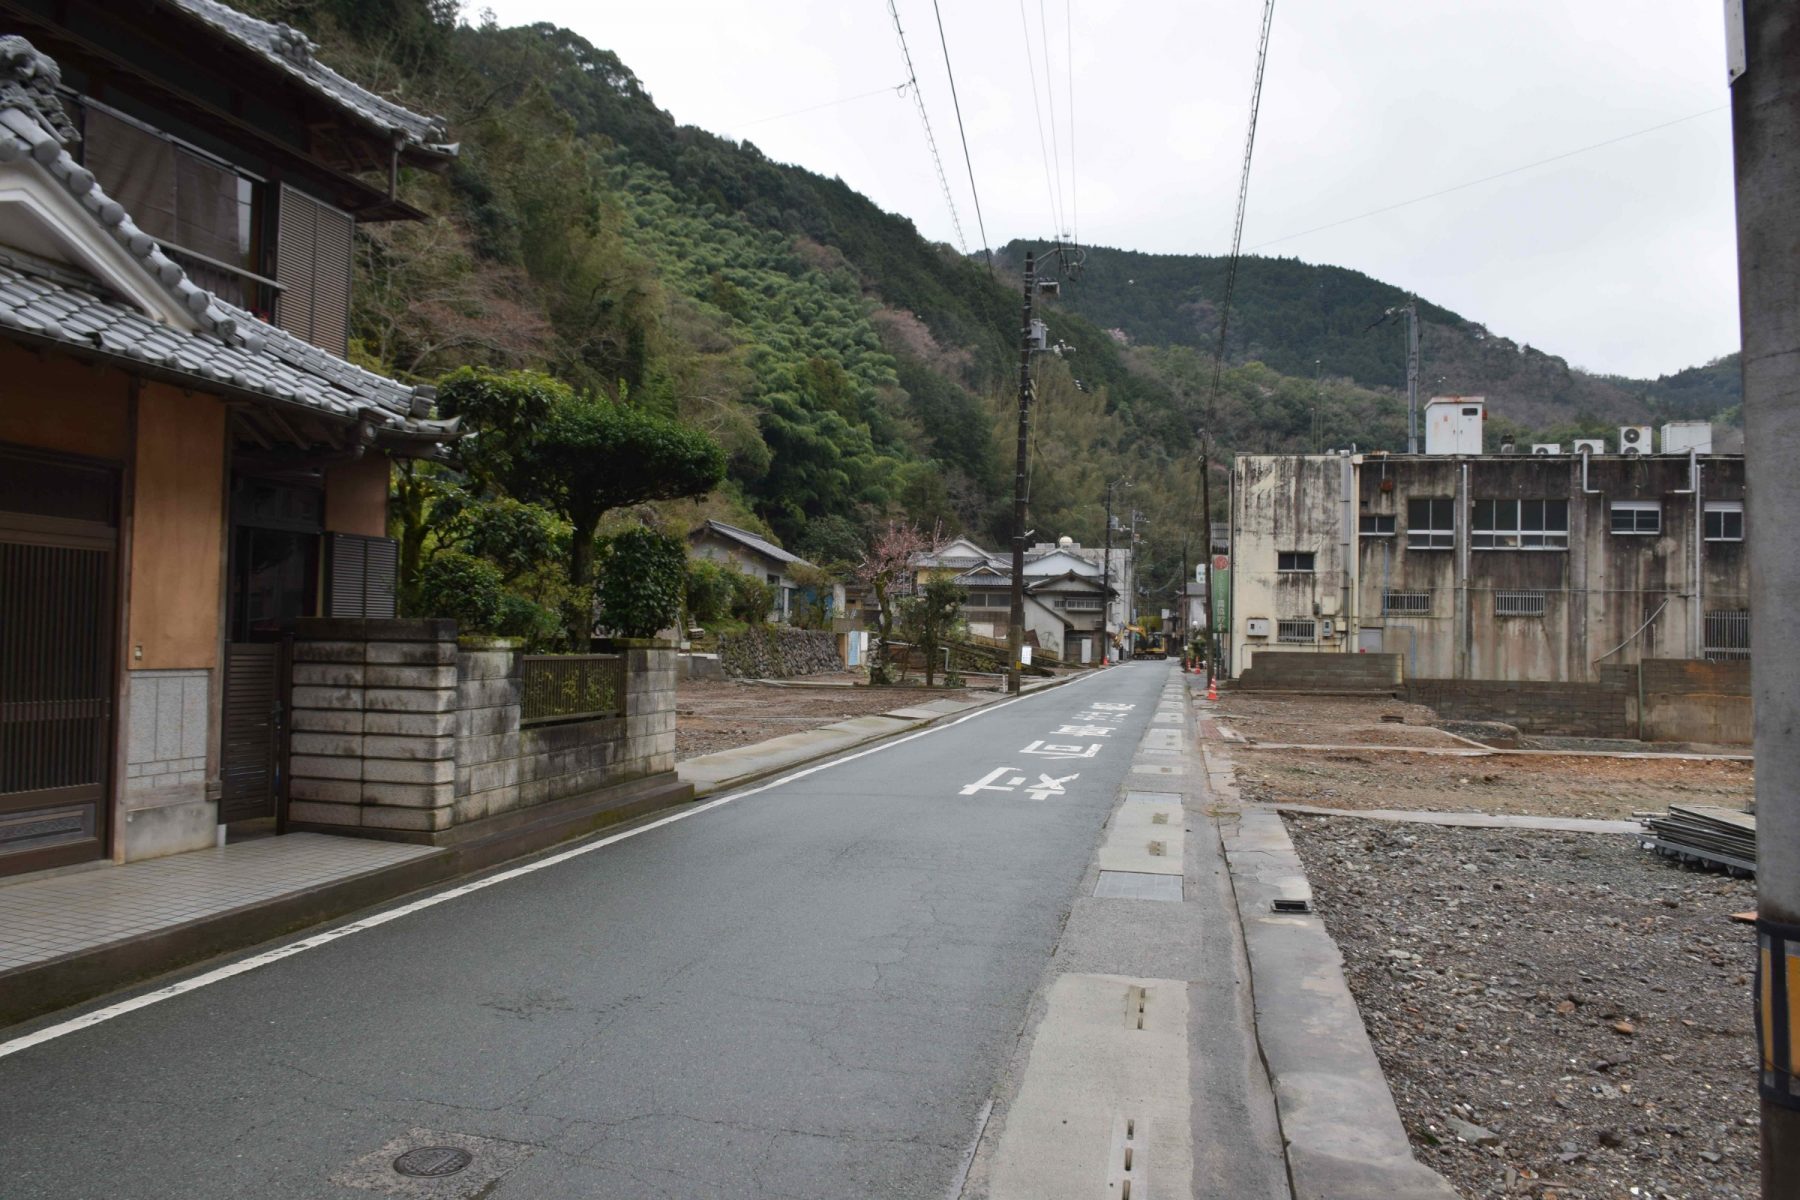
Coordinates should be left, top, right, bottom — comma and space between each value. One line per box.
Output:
1662, 420, 1714, 454
1573, 438, 1606, 454
1532, 443, 1562, 455
1500, 442, 1517, 454
1618, 425, 1652, 456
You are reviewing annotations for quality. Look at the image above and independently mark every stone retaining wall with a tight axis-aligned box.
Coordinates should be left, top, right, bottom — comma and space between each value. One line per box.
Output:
717, 626, 843, 678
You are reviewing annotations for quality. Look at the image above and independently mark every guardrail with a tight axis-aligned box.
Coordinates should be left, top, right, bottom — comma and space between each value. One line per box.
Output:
520, 653, 625, 725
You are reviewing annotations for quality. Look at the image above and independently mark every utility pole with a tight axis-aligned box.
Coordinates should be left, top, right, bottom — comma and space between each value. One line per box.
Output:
1730, 3, 1800, 1191
1405, 295, 1421, 453
1199, 434, 1215, 680
1101, 480, 1117, 665
1007, 252, 1036, 695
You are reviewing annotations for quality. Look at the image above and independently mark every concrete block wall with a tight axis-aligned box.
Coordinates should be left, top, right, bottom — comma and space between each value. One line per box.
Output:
119, 667, 217, 861
1404, 672, 1634, 739
1237, 651, 1403, 691
287, 618, 459, 835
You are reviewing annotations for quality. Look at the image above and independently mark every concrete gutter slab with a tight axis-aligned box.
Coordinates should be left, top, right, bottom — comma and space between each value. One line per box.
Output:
1268, 802, 1644, 834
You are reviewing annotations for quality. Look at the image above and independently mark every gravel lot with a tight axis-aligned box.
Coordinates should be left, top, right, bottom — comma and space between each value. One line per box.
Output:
676, 677, 982, 759
1286, 816, 1759, 1200
1236, 749, 1753, 821
1216, 693, 1464, 748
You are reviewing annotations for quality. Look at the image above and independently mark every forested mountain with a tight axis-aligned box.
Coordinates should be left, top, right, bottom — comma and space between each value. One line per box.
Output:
251, 0, 1739, 621
1003, 242, 1743, 432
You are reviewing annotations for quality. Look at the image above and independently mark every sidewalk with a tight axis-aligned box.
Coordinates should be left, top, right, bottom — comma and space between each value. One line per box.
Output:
1, 671, 1085, 1029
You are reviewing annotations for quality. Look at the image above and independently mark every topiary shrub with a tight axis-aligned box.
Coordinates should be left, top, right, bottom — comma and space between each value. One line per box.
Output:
598, 526, 687, 639
418, 551, 505, 633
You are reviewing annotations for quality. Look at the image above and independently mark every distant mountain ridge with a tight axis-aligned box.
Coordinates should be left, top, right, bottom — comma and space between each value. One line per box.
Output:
998, 241, 1742, 432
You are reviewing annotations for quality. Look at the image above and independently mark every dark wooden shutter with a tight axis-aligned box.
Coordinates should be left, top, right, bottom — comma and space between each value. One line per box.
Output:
219, 643, 279, 823
275, 185, 354, 354
325, 533, 398, 618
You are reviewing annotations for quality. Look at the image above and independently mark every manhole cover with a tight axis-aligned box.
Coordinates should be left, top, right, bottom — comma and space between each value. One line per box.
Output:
393, 1147, 474, 1178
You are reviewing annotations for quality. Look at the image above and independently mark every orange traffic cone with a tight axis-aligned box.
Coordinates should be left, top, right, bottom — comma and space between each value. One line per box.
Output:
1206, 678, 1219, 701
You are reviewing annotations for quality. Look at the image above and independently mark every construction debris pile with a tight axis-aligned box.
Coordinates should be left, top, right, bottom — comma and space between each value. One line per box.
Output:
1646, 804, 1757, 876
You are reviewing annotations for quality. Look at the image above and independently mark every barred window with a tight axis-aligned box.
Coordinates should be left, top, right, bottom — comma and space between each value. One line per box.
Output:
1704, 610, 1749, 660
1406, 497, 1455, 549
1382, 589, 1432, 615
1277, 620, 1316, 642
1494, 591, 1547, 617
1473, 499, 1569, 549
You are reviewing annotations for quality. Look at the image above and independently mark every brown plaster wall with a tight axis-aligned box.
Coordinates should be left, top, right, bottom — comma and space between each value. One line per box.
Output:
129, 385, 226, 669
324, 456, 391, 537
0, 346, 130, 459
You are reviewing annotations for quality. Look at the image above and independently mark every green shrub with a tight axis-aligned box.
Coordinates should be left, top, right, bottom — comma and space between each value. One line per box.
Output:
727, 570, 775, 624
598, 526, 687, 638
684, 558, 736, 625
418, 551, 505, 633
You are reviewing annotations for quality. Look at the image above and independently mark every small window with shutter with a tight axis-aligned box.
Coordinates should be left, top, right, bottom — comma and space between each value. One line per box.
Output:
275, 185, 354, 354
324, 533, 398, 619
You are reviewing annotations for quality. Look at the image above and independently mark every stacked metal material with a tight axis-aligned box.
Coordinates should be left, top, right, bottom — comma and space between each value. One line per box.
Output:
1646, 804, 1757, 876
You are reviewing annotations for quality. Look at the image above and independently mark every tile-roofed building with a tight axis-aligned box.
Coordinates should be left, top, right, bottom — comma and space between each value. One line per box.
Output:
688, 519, 843, 625
0, 24, 460, 880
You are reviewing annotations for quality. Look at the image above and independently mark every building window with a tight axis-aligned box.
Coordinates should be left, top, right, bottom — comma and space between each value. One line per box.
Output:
1277, 551, 1315, 573
1705, 501, 1745, 542
1382, 589, 1432, 615
1359, 514, 1395, 537
1494, 590, 1548, 617
1062, 596, 1104, 611
1609, 500, 1662, 535
1406, 498, 1455, 549
1277, 620, 1316, 642
1472, 499, 1569, 549
1704, 609, 1749, 660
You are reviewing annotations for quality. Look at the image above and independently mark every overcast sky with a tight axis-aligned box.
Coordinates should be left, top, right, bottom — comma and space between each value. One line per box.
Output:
479, 0, 1737, 380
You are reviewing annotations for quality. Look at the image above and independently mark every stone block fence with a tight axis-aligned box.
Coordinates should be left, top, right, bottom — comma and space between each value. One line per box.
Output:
717, 626, 843, 678
286, 619, 679, 841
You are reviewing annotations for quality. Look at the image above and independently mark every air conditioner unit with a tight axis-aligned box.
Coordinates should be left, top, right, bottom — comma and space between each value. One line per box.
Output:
1618, 425, 1652, 455
1531, 443, 1562, 455
1245, 617, 1271, 638
1573, 438, 1606, 454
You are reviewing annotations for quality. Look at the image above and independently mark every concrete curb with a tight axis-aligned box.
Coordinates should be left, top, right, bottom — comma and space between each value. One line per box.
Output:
677, 672, 1086, 799
1200, 731, 1461, 1199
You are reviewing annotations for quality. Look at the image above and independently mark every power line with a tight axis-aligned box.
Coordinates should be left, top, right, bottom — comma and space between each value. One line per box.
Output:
886, 0, 968, 253
1205, 0, 1278, 412
1018, 0, 1064, 238
1065, 0, 1077, 245
1246, 104, 1728, 253
929, 0, 993, 268
1038, 0, 1068, 238
733, 82, 910, 131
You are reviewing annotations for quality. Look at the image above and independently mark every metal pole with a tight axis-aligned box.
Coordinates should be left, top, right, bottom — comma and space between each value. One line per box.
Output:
1101, 481, 1114, 665
1731, 3, 1800, 1189
1008, 252, 1036, 695
1199, 436, 1215, 679
1406, 296, 1421, 454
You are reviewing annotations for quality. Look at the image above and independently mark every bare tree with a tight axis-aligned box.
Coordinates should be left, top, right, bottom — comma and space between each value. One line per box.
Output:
856, 520, 941, 685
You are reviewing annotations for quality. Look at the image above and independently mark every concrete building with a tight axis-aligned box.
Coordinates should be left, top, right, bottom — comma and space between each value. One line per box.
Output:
1228, 433, 1748, 682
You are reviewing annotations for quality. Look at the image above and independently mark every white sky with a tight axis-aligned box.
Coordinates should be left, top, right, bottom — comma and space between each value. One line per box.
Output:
478, 0, 1739, 379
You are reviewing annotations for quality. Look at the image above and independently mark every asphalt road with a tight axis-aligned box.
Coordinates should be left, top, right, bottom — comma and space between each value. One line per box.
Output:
1, 663, 1172, 1200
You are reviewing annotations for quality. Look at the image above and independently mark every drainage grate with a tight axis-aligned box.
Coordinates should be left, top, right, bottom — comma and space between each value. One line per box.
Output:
393, 1148, 473, 1178
1272, 897, 1312, 914
1125, 985, 1148, 1030
1107, 1114, 1145, 1200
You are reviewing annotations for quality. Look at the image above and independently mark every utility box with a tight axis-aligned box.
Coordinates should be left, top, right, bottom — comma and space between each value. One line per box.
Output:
1424, 396, 1485, 455
1245, 617, 1271, 638
1661, 420, 1713, 454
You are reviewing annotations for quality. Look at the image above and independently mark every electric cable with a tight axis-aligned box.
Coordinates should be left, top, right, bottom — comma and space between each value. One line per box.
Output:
1038, 0, 1067, 237
1247, 104, 1727, 253
887, 0, 968, 253
734, 81, 911, 130
929, 0, 993, 269
1065, 0, 1077, 246
1018, 0, 1065, 238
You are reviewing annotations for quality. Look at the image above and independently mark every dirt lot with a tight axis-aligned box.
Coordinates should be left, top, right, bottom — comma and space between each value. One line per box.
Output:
1287, 816, 1758, 1200
1216, 693, 1473, 748
1234, 749, 1754, 821
676, 676, 983, 759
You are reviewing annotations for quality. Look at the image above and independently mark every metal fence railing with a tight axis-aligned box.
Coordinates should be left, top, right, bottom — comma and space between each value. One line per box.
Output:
1703, 610, 1750, 661
520, 654, 625, 725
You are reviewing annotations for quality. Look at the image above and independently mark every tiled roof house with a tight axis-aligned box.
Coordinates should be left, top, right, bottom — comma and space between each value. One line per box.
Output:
0, 8, 459, 880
